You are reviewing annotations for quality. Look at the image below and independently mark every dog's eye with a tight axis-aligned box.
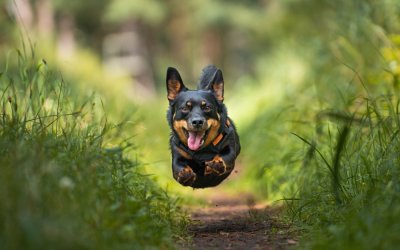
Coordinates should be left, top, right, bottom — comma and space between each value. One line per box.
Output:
181, 106, 190, 113
203, 105, 211, 113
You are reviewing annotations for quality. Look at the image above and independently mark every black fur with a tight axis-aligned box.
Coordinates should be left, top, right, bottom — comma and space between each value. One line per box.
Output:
166, 65, 240, 188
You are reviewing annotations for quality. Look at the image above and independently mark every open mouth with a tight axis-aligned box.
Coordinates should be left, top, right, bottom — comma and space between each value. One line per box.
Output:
183, 128, 209, 151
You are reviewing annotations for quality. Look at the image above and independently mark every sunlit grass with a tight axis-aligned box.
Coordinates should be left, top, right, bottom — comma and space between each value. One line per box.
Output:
288, 95, 400, 249
0, 48, 186, 249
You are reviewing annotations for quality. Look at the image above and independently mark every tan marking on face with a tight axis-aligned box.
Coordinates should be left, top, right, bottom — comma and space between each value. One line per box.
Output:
186, 101, 192, 107
175, 146, 192, 159
201, 100, 206, 106
167, 79, 182, 101
173, 120, 188, 145
203, 118, 221, 147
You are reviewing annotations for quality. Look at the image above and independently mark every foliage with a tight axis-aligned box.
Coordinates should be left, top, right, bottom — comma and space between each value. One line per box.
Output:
0, 48, 186, 250
4, 0, 400, 249
290, 96, 400, 250
237, 1, 400, 249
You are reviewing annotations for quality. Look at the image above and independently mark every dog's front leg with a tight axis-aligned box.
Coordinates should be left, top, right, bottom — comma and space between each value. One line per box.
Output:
171, 150, 197, 186
204, 136, 240, 176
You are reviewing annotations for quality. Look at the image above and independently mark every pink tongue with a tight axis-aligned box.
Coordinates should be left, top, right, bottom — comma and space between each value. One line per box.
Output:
188, 131, 203, 151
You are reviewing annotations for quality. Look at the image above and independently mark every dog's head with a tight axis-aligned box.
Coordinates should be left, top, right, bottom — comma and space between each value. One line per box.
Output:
166, 66, 226, 151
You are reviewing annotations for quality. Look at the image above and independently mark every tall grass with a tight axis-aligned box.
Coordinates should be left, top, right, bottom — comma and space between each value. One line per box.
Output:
0, 48, 185, 249
288, 95, 400, 249
237, 1, 400, 248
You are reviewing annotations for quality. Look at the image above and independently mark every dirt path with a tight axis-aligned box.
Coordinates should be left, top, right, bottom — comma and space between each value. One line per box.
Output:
180, 193, 298, 250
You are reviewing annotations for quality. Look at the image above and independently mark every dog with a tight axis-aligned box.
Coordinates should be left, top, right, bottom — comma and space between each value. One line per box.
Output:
166, 65, 241, 188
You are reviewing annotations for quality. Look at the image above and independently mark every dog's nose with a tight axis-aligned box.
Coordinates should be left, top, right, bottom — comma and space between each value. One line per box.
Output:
191, 119, 205, 127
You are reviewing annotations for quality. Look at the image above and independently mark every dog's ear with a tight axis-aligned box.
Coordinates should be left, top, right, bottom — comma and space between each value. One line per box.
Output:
166, 67, 187, 102
207, 69, 224, 102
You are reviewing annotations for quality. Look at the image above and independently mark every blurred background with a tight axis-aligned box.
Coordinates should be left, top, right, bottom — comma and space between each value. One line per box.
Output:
2, 0, 400, 197
2, 0, 400, 248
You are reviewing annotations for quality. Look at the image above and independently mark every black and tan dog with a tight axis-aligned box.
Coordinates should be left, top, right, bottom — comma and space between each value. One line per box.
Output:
166, 65, 240, 188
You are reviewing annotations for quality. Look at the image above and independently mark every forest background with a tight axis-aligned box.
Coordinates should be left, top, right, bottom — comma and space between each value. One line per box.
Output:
1, 0, 400, 249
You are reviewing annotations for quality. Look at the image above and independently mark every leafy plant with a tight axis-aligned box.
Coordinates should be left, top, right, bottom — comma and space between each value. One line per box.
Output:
0, 47, 186, 250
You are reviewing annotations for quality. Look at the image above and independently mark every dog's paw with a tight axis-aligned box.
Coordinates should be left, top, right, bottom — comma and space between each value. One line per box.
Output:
204, 155, 227, 176
177, 167, 197, 186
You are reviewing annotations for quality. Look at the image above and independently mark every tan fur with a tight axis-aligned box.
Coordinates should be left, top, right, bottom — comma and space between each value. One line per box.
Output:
167, 79, 182, 101
203, 118, 221, 147
173, 120, 188, 146
213, 82, 224, 101
177, 166, 196, 184
175, 146, 192, 159
204, 155, 227, 175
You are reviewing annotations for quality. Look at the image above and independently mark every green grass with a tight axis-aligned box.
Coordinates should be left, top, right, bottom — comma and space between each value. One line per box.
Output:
236, 1, 400, 248
0, 48, 186, 250
239, 70, 400, 249
288, 96, 400, 249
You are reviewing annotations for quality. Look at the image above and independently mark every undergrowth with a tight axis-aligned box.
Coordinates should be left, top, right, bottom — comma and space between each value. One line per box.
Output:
0, 48, 186, 250
288, 96, 400, 250
238, 1, 400, 248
